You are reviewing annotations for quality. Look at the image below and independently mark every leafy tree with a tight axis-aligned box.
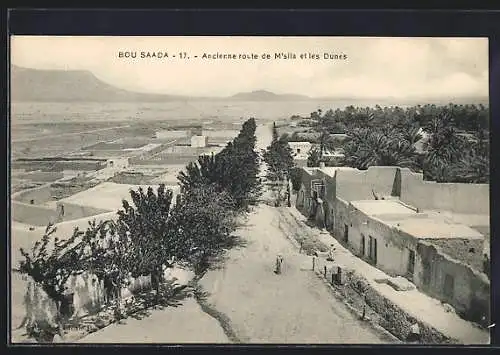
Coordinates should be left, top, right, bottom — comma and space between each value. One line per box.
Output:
342, 128, 418, 170
177, 118, 261, 211
17, 224, 89, 317
177, 153, 223, 193
307, 148, 322, 167
263, 123, 295, 205
263, 124, 294, 181
170, 184, 237, 275
219, 118, 261, 210
289, 167, 303, 192
115, 184, 176, 300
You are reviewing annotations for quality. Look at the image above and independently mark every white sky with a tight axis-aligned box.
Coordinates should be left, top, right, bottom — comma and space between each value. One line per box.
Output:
10, 36, 489, 99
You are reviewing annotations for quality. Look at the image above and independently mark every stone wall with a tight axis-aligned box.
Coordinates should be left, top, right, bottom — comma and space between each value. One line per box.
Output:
414, 241, 490, 324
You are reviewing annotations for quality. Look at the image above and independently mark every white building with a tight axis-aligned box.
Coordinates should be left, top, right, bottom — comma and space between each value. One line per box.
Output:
191, 135, 208, 148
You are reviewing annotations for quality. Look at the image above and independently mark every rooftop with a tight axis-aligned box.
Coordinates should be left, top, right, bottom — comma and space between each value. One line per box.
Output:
319, 166, 357, 177
351, 200, 484, 240
351, 200, 416, 217
426, 210, 490, 228
395, 219, 484, 240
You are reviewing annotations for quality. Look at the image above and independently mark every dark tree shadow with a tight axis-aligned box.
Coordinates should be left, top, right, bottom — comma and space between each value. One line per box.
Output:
207, 234, 248, 271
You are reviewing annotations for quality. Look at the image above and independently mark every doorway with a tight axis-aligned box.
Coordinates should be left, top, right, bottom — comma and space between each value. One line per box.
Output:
408, 249, 415, 277
361, 234, 366, 256
368, 236, 377, 264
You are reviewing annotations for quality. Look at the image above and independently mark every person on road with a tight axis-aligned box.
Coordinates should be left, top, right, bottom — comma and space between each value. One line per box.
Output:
275, 254, 284, 274
327, 244, 336, 262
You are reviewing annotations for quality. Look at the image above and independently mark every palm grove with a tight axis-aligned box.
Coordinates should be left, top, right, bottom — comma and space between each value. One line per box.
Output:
16, 118, 261, 340
290, 104, 489, 184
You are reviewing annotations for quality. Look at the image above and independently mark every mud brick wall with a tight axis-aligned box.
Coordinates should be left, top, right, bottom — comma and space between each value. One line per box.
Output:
415, 241, 490, 325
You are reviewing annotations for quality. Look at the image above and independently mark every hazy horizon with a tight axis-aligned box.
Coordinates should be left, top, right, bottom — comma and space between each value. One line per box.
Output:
11, 36, 489, 100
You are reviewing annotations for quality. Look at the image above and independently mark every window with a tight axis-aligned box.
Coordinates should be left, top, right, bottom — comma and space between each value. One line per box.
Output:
344, 224, 349, 242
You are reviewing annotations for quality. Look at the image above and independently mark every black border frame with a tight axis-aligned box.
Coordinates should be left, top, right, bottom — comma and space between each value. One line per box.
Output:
3, 8, 500, 352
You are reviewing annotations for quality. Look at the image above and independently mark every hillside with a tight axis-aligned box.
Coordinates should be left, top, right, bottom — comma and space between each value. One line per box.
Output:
10, 66, 312, 103
10, 66, 187, 102
10, 66, 488, 105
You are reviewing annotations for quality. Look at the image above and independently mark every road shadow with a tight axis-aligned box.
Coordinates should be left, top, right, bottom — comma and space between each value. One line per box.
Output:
191, 282, 245, 343
105, 279, 196, 326
208, 234, 248, 271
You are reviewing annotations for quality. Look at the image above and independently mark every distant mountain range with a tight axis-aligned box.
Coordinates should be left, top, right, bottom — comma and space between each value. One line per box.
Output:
10, 65, 489, 105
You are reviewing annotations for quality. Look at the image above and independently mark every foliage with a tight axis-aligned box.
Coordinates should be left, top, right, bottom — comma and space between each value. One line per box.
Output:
170, 184, 237, 275
178, 153, 224, 192
115, 184, 176, 295
289, 167, 303, 192
17, 223, 91, 313
342, 127, 419, 170
262, 123, 295, 206
307, 148, 322, 167
178, 118, 261, 211
307, 103, 489, 183
263, 123, 294, 182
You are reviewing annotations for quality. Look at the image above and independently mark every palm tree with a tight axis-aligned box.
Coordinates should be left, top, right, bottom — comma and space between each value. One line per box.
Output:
342, 128, 418, 170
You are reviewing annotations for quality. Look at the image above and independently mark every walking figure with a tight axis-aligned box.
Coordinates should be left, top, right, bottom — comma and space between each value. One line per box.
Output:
274, 254, 284, 274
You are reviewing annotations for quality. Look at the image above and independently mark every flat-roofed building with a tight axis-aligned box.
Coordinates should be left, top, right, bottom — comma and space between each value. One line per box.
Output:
294, 165, 490, 324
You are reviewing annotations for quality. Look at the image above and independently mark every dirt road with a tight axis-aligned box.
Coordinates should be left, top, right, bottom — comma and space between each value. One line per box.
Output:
196, 123, 392, 343
199, 204, 394, 343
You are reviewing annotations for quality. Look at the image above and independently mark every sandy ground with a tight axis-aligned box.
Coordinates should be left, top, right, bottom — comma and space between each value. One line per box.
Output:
199, 204, 392, 343
77, 298, 228, 343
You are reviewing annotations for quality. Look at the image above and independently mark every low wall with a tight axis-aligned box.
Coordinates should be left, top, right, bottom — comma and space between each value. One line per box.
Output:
12, 184, 53, 204
19, 266, 194, 334
12, 201, 58, 226
415, 241, 490, 325
129, 156, 199, 165
399, 169, 489, 215
56, 202, 112, 221
343, 270, 457, 344
15, 171, 64, 183
12, 161, 107, 172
